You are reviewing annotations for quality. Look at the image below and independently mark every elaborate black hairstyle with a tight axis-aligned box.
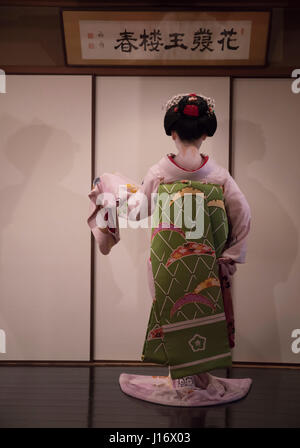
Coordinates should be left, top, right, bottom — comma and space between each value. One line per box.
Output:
164, 93, 217, 141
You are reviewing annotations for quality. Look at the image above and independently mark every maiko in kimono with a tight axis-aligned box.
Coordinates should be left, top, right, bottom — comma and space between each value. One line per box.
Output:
87, 93, 252, 406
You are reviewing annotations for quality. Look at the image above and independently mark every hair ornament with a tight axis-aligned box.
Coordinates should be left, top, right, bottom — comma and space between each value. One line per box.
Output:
183, 104, 199, 117
188, 93, 198, 101
163, 92, 215, 117
163, 93, 188, 112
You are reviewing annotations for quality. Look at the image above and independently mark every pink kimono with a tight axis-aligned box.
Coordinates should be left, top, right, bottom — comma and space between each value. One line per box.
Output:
88, 152, 251, 348
87, 151, 253, 406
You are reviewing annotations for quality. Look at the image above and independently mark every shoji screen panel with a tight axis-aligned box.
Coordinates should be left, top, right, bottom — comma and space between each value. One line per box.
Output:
95, 76, 230, 360
0, 75, 92, 360
232, 78, 300, 363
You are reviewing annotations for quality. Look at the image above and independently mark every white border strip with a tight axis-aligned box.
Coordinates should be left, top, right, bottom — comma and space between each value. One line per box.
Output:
163, 313, 226, 333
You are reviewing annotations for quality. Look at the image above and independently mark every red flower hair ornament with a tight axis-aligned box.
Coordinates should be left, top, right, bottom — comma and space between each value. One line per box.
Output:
183, 104, 199, 117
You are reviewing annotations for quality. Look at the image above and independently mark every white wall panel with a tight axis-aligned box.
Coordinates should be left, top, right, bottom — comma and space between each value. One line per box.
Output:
95, 76, 230, 360
232, 78, 300, 363
0, 75, 92, 360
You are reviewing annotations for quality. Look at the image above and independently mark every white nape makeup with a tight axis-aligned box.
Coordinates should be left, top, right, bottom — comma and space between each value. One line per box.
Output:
171, 130, 207, 170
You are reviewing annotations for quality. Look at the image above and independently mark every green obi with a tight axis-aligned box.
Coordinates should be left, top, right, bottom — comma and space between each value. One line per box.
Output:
142, 180, 232, 379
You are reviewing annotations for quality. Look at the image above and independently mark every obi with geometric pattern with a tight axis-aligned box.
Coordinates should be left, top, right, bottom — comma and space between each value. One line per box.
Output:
142, 180, 232, 379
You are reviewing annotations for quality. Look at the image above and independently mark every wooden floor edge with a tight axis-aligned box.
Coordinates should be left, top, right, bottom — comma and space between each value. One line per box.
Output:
0, 360, 300, 369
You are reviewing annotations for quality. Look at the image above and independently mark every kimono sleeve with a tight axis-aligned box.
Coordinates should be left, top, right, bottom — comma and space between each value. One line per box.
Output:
221, 172, 251, 263
124, 165, 163, 221
87, 180, 120, 255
